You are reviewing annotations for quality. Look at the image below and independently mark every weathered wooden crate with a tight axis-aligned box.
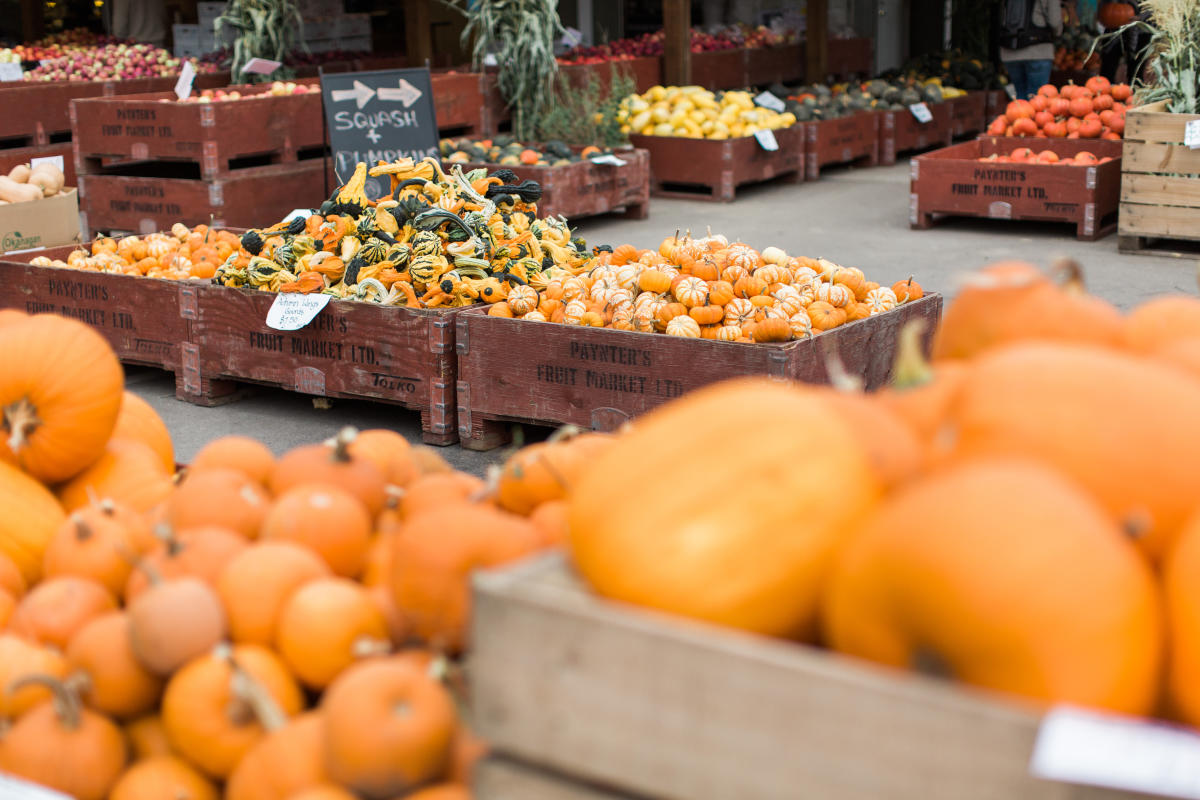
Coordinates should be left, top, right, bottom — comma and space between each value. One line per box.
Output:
71, 80, 326, 179
454, 294, 940, 450
0, 246, 195, 382
826, 37, 874, 80
189, 285, 464, 443
629, 126, 805, 202
471, 554, 1167, 800
744, 44, 803, 87
949, 92, 988, 139
460, 148, 649, 220
558, 57, 663, 96
691, 49, 748, 91
481, 73, 510, 136
78, 159, 327, 236
879, 102, 955, 164
911, 137, 1122, 241
803, 112, 879, 179
0, 142, 76, 186
1118, 101, 1200, 256
429, 71, 486, 136
984, 88, 1010, 121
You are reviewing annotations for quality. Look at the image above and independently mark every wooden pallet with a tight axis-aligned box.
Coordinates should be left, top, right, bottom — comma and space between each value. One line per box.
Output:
71, 80, 326, 179
78, 159, 327, 236
471, 554, 1166, 800
189, 285, 465, 444
454, 294, 941, 450
911, 137, 1122, 241
1118, 101, 1200, 254
630, 127, 805, 202
460, 148, 650, 220
879, 103, 955, 165
804, 112, 879, 179
949, 92, 988, 139
0, 142, 76, 186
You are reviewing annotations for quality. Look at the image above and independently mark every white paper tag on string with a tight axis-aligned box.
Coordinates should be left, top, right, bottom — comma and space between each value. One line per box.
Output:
283, 208, 315, 222
1186, 120, 1200, 150
754, 128, 779, 151
241, 57, 281, 75
909, 102, 933, 123
754, 90, 786, 112
590, 154, 627, 166
482, 53, 498, 67
174, 59, 196, 100
0, 774, 73, 799
266, 293, 331, 331
0, 63, 23, 82
1004, 83, 1018, 100
30, 155, 65, 173
561, 27, 583, 47
1030, 706, 1200, 799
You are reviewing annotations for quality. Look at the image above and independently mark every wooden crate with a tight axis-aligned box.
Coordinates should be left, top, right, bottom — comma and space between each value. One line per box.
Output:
826, 37, 873, 80
691, 49, 748, 91
803, 112, 879, 179
879, 102, 955, 164
189, 285, 463, 443
460, 148, 649, 220
0, 142, 76, 186
949, 92, 988, 139
984, 88, 1009, 121
71, 80, 326, 179
471, 554, 1163, 800
0, 247, 195, 385
744, 44, 803, 87
911, 137, 1122, 240
454, 294, 941, 450
558, 57, 663, 96
430, 71, 486, 135
481, 73, 510, 136
1118, 101, 1200, 255
630, 126, 805, 202
78, 159, 327, 236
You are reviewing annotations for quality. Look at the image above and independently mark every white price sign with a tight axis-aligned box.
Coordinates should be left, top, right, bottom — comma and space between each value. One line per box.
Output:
241, 57, 281, 75
909, 102, 933, 123
0, 62, 23, 82
283, 208, 315, 222
1030, 707, 1200, 799
589, 153, 627, 166
174, 59, 196, 101
754, 128, 779, 151
754, 90, 786, 112
561, 26, 583, 47
1004, 83, 1018, 100
29, 155, 65, 173
1186, 119, 1200, 150
266, 293, 331, 331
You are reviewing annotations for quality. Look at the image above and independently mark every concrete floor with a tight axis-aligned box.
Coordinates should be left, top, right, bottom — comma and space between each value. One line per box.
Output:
130, 160, 1200, 472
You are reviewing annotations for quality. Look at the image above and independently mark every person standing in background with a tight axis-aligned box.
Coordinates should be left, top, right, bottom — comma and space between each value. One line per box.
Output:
107, 0, 167, 45
999, 0, 1064, 98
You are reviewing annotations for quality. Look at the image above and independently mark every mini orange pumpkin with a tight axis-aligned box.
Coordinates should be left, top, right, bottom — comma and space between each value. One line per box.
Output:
276, 577, 390, 689
225, 712, 328, 800
399, 472, 486, 520
124, 525, 248, 600
109, 755, 218, 800
260, 484, 372, 578
127, 576, 228, 677
165, 468, 270, 540
349, 429, 418, 487
66, 611, 163, 719
269, 428, 388, 517
43, 501, 146, 596
9, 575, 117, 650
496, 432, 613, 516
190, 436, 276, 486
0, 633, 69, 718
124, 714, 174, 760
891, 276, 924, 303
217, 542, 331, 645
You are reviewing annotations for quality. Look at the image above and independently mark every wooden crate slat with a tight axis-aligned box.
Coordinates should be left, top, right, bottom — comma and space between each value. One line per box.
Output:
879, 103, 954, 165
1122, 101, 1197, 145
949, 92, 988, 138
631, 127, 804, 202
1119, 103, 1200, 247
1118, 202, 1200, 241
1120, 141, 1200, 176
472, 555, 1161, 800
1120, 173, 1200, 208
804, 112, 879, 179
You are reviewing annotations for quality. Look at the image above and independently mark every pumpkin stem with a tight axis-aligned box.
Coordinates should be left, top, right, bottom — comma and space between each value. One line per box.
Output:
72, 514, 94, 542
547, 424, 583, 444
1051, 257, 1087, 295
3, 396, 42, 457
153, 523, 184, 557
225, 653, 288, 733
351, 636, 392, 659
325, 427, 358, 463
9, 674, 83, 730
821, 338, 863, 393
890, 320, 934, 391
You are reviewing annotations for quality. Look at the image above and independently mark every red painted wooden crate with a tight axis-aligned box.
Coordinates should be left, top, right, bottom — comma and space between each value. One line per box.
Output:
559, 57, 663, 96
879, 103, 954, 164
949, 92, 988, 139
454, 294, 942, 450
744, 44, 803, 87
691, 50, 748, 91
803, 112, 879, 179
630, 126, 805, 202
910, 137, 1123, 240
826, 38, 874, 80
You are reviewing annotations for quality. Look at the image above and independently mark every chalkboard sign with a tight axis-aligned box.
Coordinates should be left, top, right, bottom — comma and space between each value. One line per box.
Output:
320, 67, 440, 200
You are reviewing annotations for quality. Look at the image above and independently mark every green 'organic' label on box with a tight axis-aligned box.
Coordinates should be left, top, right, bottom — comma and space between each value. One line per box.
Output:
2, 230, 42, 251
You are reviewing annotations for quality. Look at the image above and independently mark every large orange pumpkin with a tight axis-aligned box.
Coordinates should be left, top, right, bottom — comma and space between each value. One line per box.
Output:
275, 577, 390, 689
496, 433, 614, 516
57, 438, 173, 514
824, 458, 1162, 714
225, 712, 328, 800
66, 611, 163, 720
217, 542, 330, 645
0, 459, 66, 584
269, 428, 388, 517
165, 467, 271, 539
260, 484, 372, 578
817, 390, 924, 489
112, 391, 175, 473
875, 321, 969, 447
1164, 510, 1200, 727
949, 342, 1200, 562
0, 315, 124, 483
109, 755, 218, 800
570, 378, 879, 639
1123, 295, 1200, 352
190, 436, 276, 486
8, 575, 117, 650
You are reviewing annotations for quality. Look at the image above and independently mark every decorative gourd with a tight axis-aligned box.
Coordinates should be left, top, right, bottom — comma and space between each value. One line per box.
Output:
892, 276, 924, 303
399, 472, 486, 520
0, 675, 128, 800
507, 285, 539, 315
707, 280, 735, 307
0, 315, 124, 483
217, 542, 331, 645
112, 392, 175, 473
1123, 295, 1200, 352
673, 276, 708, 308
124, 715, 175, 760
807, 301, 846, 331
8, 576, 117, 650
0, 634, 69, 718
390, 505, 544, 653
161, 644, 304, 779
569, 379, 879, 638
66, 611, 163, 719
844, 302, 870, 322
751, 317, 792, 343
127, 576, 228, 677
269, 428, 388, 517
165, 467, 270, 540
275, 577, 390, 689
716, 324, 743, 342
665, 315, 702, 338
124, 525, 248, 600
348, 429, 417, 487
734, 275, 767, 298
57, 439, 173, 514
823, 458, 1162, 714
225, 712, 328, 800
496, 432, 613, 516
865, 286, 898, 313
109, 756, 218, 800
321, 657, 457, 797
190, 436, 276, 486
689, 305, 725, 325
261, 484, 372, 578
723, 297, 755, 327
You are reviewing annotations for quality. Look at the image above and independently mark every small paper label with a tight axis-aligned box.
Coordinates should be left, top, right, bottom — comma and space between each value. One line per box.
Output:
754, 128, 779, 151
283, 208, 314, 222
1030, 706, 1200, 799
754, 91, 786, 112
266, 293, 331, 331
29, 155, 65, 173
909, 102, 933, 123
561, 26, 583, 47
483, 53, 498, 67
241, 57, 282, 75
0, 63, 23, 82
1004, 83, 1018, 100
174, 59, 196, 100
1186, 119, 1200, 150
589, 153, 627, 166
0, 774, 73, 799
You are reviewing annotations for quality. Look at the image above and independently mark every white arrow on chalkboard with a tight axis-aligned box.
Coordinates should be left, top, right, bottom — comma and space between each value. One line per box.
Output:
331, 79, 376, 109
378, 79, 423, 108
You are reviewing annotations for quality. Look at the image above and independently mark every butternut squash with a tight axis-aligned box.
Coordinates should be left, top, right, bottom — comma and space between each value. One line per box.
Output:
29, 167, 62, 198
0, 177, 42, 204
7, 165, 30, 183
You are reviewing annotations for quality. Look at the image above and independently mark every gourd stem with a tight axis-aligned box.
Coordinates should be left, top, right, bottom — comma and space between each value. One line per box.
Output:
3, 397, 42, 456
9, 674, 82, 730
890, 320, 934, 391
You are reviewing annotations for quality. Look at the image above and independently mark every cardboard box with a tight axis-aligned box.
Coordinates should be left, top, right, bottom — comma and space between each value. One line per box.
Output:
0, 188, 81, 254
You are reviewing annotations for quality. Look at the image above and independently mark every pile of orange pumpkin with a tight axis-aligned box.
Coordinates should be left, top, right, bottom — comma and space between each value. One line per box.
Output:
490, 231, 925, 342
565, 259, 1200, 728
977, 147, 1114, 166
986, 77, 1131, 139
0, 308, 607, 799
29, 224, 238, 281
